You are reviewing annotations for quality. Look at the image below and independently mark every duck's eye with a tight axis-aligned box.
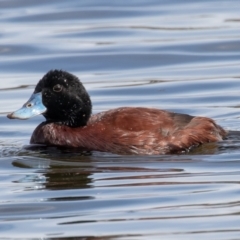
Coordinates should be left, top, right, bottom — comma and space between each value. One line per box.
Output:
53, 84, 62, 92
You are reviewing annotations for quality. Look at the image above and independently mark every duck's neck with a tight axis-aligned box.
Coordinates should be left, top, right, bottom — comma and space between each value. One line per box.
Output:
43, 98, 92, 128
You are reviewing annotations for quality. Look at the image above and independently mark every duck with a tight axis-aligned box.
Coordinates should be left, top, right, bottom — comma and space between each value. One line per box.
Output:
7, 70, 227, 155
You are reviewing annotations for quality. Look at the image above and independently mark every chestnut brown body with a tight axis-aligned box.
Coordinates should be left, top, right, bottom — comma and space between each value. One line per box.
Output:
31, 107, 227, 155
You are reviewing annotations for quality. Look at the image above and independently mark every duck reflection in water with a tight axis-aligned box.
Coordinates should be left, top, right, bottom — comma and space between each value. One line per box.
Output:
7, 70, 227, 155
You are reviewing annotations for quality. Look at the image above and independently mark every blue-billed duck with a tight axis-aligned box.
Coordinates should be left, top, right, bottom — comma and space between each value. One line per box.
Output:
7, 70, 227, 155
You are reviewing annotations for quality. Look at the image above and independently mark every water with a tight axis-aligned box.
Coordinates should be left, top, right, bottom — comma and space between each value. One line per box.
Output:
0, 0, 240, 239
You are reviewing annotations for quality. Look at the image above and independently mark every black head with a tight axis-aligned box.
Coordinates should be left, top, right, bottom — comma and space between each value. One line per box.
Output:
35, 70, 92, 127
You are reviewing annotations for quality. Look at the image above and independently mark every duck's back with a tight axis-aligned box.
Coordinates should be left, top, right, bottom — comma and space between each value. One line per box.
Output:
86, 107, 227, 154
